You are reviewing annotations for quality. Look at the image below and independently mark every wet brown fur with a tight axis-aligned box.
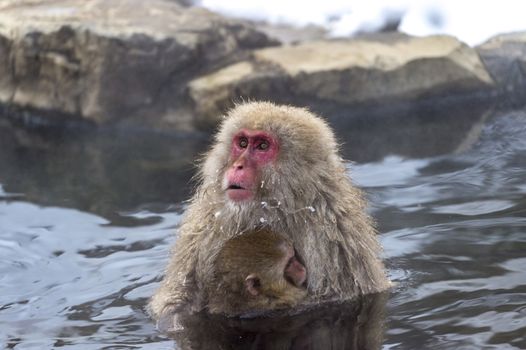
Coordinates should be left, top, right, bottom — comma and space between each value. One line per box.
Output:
149, 101, 390, 319
206, 228, 307, 316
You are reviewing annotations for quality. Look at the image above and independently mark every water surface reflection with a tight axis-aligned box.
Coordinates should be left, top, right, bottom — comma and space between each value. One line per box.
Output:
1, 109, 525, 349
166, 294, 387, 350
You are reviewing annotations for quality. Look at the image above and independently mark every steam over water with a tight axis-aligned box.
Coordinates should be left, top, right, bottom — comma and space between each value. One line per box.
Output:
1, 109, 525, 349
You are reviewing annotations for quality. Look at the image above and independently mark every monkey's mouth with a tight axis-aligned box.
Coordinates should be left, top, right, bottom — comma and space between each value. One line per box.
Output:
227, 183, 245, 190
226, 183, 253, 201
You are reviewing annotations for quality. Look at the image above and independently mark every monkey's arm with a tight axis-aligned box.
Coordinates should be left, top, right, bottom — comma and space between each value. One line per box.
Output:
148, 232, 201, 321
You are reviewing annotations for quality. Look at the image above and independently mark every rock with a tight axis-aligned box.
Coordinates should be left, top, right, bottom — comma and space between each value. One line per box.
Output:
252, 22, 329, 45
0, 0, 277, 129
0, 1, 501, 133
189, 34, 495, 123
188, 61, 255, 128
477, 32, 526, 105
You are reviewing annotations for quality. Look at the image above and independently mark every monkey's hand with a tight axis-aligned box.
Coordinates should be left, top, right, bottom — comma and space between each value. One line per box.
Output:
155, 304, 186, 333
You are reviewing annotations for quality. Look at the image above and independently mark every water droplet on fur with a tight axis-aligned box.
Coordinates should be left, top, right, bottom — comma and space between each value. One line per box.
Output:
261, 201, 268, 208
259, 217, 267, 223
214, 211, 221, 218
307, 206, 316, 213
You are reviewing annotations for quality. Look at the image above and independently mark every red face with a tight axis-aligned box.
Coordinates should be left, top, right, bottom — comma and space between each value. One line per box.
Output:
225, 129, 279, 202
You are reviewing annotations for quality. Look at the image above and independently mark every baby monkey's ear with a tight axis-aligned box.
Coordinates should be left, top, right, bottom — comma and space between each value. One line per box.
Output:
244, 274, 261, 296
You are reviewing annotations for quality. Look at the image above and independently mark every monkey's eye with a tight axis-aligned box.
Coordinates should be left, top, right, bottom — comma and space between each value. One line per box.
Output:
238, 137, 248, 148
257, 141, 269, 150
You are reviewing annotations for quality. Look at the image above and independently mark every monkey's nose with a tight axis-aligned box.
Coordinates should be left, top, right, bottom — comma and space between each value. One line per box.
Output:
233, 157, 246, 170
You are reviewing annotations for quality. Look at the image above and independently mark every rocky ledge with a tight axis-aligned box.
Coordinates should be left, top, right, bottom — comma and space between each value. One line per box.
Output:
0, 0, 277, 130
0, 0, 525, 132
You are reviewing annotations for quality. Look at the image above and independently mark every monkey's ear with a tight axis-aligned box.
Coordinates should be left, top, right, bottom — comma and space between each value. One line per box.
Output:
245, 274, 261, 296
